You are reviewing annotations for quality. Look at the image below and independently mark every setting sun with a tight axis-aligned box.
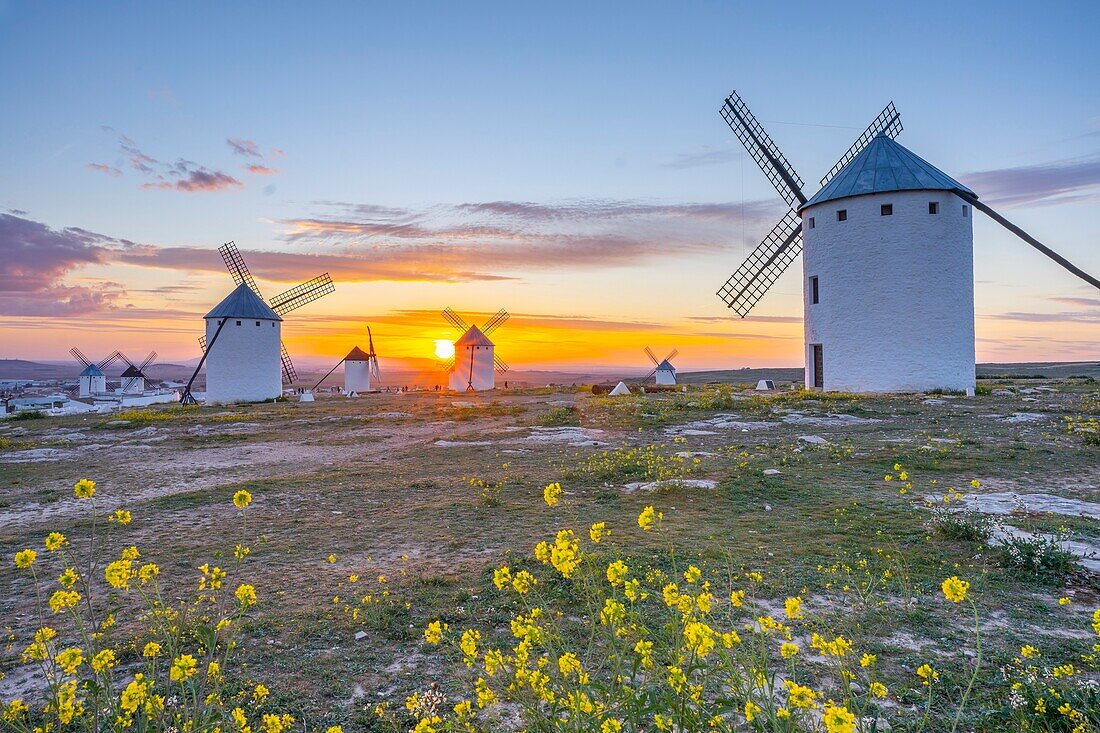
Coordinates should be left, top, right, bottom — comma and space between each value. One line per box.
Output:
433, 339, 455, 360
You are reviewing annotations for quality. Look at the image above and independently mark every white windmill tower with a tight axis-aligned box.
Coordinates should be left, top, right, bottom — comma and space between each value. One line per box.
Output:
442, 308, 509, 392
642, 347, 679, 386
715, 91, 1099, 393
70, 348, 108, 397
312, 327, 382, 395
113, 351, 157, 394
344, 328, 381, 393
180, 242, 335, 405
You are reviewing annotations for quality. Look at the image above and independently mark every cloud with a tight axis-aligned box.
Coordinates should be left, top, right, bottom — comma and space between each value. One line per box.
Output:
962, 154, 1100, 207
87, 163, 123, 177
95, 132, 245, 193
982, 310, 1100, 324
663, 147, 739, 170
269, 198, 784, 281
141, 167, 242, 193
687, 314, 802, 324
227, 138, 263, 158
246, 164, 279, 176
0, 214, 125, 315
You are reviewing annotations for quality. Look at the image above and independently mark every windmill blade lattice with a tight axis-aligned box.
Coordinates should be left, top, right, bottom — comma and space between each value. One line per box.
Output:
70, 347, 93, 368
717, 210, 803, 317
644, 346, 658, 365
720, 91, 806, 207
279, 343, 298, 384
139, 351, 157, 371
494, 356, 509, 374
219, 242, 262, 296
442, 308, 469, 332
820, 102, 903, 186
270, 274, 335, 315
482, 309, 510, 335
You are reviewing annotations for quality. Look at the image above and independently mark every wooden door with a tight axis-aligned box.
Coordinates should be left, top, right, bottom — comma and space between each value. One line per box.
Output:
812, 344, 823, 389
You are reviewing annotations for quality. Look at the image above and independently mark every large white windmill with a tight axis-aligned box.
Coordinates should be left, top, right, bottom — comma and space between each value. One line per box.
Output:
181, 242, 335, 404
442, 308, 509, 392
716, 91, 1099, 394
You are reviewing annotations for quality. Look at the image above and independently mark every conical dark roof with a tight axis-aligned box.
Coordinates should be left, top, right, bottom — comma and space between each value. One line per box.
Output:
344, 346, 372, 361
120, 364, 144, 378
456, 325, 493, 347
801, 134, 975, 211
204, 283, 281, 321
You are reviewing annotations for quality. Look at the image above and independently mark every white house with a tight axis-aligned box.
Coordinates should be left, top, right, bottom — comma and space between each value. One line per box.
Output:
78, 364, 106, 397
203, 284, 283, 404
798, 134, 975, 393
448, 325, 496, 391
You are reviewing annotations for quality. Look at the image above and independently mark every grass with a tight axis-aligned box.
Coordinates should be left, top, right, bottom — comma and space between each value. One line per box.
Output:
0, 381, 1097, 729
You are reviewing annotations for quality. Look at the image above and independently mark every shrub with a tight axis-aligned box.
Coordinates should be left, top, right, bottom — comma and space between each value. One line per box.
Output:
542, 406, 580, 427
998, 530, 1080, 579
9, 410, 45, 421
929, 507, 997, 543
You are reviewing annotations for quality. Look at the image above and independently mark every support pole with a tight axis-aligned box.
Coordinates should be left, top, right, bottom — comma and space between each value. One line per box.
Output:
312, 359, 343, 392
960, 193, 1100, 290
180, 319, 228, 405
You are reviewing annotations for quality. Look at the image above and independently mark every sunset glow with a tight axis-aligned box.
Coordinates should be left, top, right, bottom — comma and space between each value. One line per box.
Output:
0, 4, 1096, 370
434, 339, 455, 360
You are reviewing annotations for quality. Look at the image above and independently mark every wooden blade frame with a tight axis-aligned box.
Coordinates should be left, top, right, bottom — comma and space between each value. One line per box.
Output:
219, 241, 262, 296
721, 91, 806, 208
442, 308, 469, 332
70, 347, 93, 368
482, 309, 509, 335
716, 211, 803, 317
270, 274, 335, 315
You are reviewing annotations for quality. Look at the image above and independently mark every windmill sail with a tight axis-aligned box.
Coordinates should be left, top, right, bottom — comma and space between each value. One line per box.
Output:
717, 98, 904, 318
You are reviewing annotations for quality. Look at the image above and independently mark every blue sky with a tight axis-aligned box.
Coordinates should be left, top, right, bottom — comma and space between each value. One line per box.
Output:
1, 1, 1098, 367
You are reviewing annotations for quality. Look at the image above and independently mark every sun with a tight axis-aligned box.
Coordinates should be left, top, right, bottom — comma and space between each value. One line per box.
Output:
434, 339, 455, 360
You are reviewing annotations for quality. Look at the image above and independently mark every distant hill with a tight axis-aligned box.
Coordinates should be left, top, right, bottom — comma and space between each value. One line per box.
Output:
0, 359, 74, 379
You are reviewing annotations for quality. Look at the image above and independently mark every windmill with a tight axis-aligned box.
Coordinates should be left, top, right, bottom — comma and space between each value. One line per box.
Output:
312, 326, 382, 394
442, 308, 509, 391
111, 350, 157, 393
69, 348, 111, 397
715, 90, 1099, 392
640, 346, 679, 386
182, 241, 334, 403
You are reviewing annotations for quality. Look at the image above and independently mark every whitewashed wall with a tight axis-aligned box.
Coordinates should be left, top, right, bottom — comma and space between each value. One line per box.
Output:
204, 317, 282, 403
801, 190, 975, 393
656, 368, 676, 385
79, 375, 106, 397
448, 344, 496, 391
344, 359, 373, 392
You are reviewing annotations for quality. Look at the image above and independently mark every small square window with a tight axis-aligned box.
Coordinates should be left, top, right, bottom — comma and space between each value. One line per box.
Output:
963, 205, 969, 217
928, 201, 938, 214
836, 209, 847, 222
235, 320, 241, 326
810, 276, 819, 304
256, 321, 261, 326
880, 204, 892, 216
808, 216, 815, 229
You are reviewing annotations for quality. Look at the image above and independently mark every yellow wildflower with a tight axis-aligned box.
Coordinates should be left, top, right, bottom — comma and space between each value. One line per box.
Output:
13, 549, 36, 569
744, 700, 761, 722
542, 482, 562, 506
424, 621, 445, 645
233, 489, 252, 508
637, 505, 661, 531
170, 654, 197, 682
781, 642, 799, 658
460, 629, 480, 666
606, 560, 629, 586
90, 649, 117, 673
55, 647, 84, 674
683, 565, 702, 583
1057, 596, 1071, 606
785, 596, 803, 619
512, 570, 535, 595
1020, 645, 1040, 659
823, 703, 855, 733
916, 663, 939, 685
493, 566, 511, 590
870, 681, 888, 698
142, 642, 162, 658
235, 583, 257, 608
59, 567, 78, 587
73, 478, 96, 499
941, 576, 969, 603
109, 509, 131, 525
45, 532, 66, 551
49, 590, 81, 613
730, 589, 745, 607
860, 653, 876, 668
589, 522, 607, 543
601, 720, 622, 733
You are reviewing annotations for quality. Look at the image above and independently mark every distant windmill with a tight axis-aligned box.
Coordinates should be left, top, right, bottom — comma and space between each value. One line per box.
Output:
313, 326, 382, 394
69, 348, 111, 397
112, 351, 157, 394
442, 308, 509, 391
640, 347, 679, 386
182, 242, 334, 404
715, 90, 1099, 393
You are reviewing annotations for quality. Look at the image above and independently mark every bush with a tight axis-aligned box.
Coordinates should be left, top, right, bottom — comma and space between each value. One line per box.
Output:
9, 410, 45, 421
541, 406, 580, 427
998, 530, 1080, 579
929, 507, 997, 543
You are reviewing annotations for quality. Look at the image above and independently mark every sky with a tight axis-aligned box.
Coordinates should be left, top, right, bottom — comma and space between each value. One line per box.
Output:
2, 0, 1098, 372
